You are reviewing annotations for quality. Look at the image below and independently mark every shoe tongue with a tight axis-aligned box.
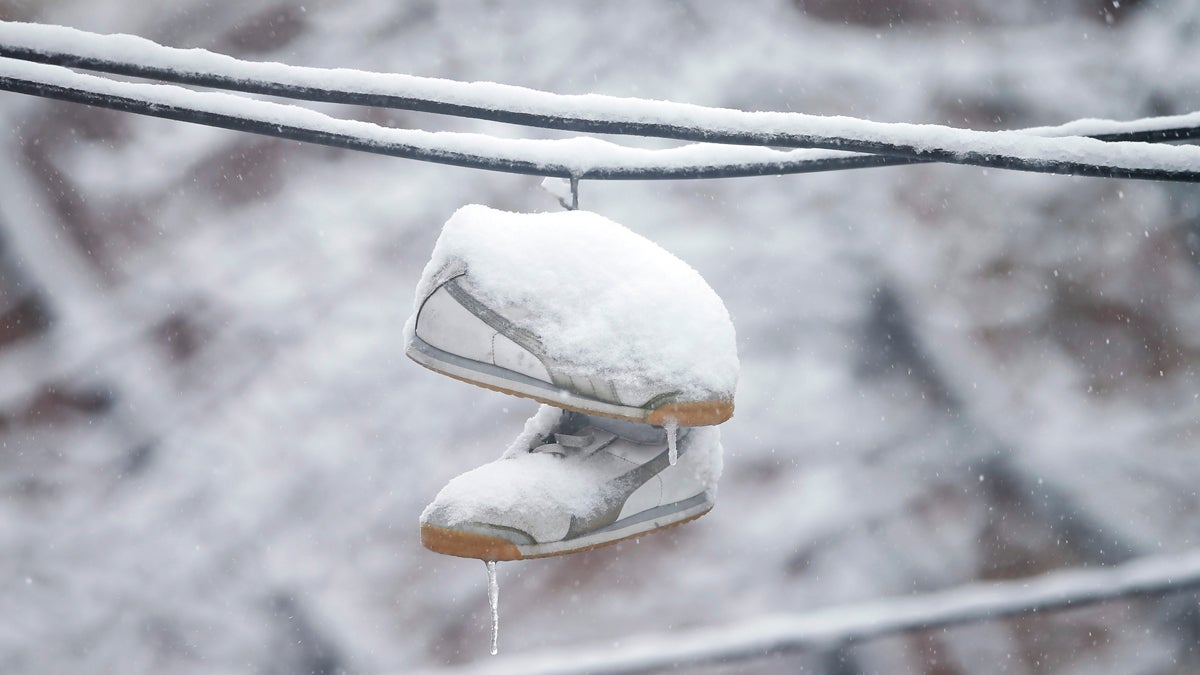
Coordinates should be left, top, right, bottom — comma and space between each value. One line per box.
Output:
576, 413, 669, 444
553, 432, 591, 448
556, 411, 592, 435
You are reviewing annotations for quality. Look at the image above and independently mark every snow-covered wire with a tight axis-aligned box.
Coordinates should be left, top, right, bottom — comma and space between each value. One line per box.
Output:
0, 57, 905, 181
417, 548, 1200, 675
2, 56, 1198, 183
3, 20, 1200, 147
3, 21, 1200, 181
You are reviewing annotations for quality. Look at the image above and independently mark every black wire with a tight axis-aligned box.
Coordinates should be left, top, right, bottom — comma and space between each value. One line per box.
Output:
0, 75, 576, 177
0, 73, 911, 180
2, 57, 1200, 182
5, 45, 1200, 148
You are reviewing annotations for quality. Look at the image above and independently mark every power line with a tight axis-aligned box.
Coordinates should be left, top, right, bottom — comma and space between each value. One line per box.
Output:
2, 21, 1200, 181
3, 20, 1200, 148
0, 57, 908, 181
2, 57, 1199, 182
9, 40, 1199, 148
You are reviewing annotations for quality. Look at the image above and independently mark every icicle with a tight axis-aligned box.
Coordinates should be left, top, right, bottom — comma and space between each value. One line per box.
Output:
665, 418, 679, 466
485, 560, 500, 655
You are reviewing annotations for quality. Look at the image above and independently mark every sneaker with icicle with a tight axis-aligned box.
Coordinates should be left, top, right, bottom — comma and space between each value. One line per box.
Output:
420, 406, 721, 560
404, 205, 738, 427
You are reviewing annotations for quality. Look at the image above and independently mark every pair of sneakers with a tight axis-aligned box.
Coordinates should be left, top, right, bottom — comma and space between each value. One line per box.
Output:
410, 205, 738, 560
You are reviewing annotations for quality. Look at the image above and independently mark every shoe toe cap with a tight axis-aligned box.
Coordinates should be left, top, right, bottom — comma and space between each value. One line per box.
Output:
419, 456, 588, 544
420, 502, 536, 546
420, 522, 530, 560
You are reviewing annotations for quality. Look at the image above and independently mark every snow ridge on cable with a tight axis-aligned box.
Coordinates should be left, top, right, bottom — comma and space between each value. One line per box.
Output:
2, 20, 1200, 181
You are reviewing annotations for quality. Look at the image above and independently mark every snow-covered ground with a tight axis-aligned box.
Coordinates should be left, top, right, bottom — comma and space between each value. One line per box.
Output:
2, 1, 1200, 673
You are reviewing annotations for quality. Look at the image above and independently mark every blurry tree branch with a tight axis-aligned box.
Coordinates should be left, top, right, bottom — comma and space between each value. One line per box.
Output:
421, 548, 1200, 675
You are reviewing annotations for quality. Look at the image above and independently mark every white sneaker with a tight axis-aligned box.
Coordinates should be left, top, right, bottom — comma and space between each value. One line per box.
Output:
420, 406, 721, 560
404, 206, 738, 427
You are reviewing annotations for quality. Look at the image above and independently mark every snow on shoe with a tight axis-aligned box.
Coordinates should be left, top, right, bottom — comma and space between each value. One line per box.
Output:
420, 406, 722, 561
404, 205, 738, 426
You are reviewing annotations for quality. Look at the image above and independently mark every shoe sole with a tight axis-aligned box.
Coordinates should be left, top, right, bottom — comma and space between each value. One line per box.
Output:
421, 500, 714, 561
406, 336, 733, 426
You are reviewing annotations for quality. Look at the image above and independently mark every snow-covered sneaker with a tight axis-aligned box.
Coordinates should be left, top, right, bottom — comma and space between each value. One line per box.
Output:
404, 205, 738, 427
421, 406, 721, 560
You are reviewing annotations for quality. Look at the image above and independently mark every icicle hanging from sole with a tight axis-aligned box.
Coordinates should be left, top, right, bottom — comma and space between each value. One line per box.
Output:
665, 418, 679, 466
485, 560, 500, 655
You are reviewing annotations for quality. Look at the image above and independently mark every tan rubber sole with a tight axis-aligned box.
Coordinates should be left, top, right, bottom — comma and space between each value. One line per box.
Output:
421, 507, 713, 561
411, 357, 734, 427
646, 400, 733, 427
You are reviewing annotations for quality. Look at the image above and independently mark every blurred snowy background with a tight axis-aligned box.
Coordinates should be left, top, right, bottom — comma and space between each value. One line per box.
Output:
2, 0, 1200, 673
